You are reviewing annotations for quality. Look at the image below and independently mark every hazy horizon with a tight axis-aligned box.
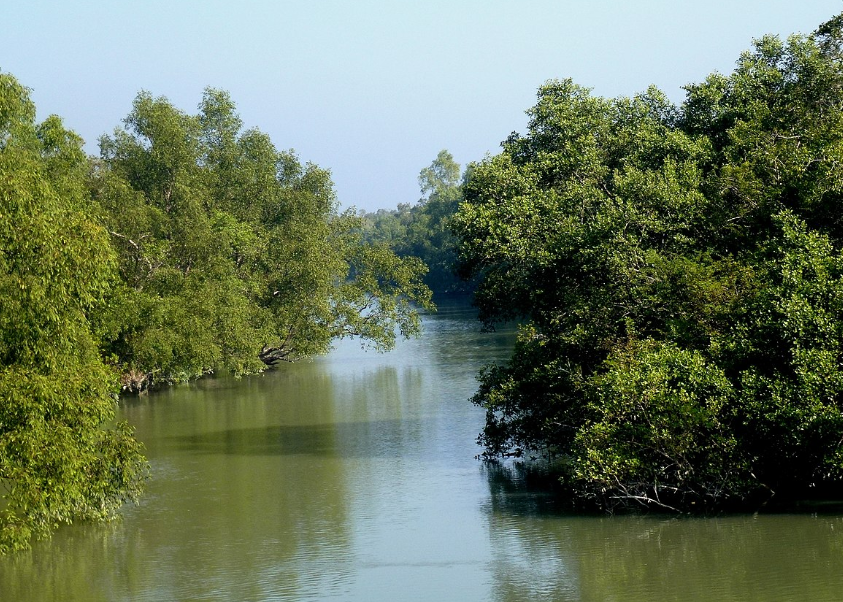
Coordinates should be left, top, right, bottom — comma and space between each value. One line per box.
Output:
3, 1, 840, 212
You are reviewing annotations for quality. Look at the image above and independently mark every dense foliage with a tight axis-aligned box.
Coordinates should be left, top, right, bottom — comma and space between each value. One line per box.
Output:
0, 74, 146, 552
363, 150, 469, 294
0, 77, 431, 551
93, 89, 432, 390
454, 15, 843, 511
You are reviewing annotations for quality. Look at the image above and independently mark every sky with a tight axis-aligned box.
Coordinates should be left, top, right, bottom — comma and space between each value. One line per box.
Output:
3, 1, 841, 212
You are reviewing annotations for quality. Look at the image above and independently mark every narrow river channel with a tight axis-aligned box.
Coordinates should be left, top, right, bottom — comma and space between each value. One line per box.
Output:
2, 301, 843, 601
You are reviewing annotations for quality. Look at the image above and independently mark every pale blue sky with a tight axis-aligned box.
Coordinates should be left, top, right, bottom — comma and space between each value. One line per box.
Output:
3, 1, 841, 211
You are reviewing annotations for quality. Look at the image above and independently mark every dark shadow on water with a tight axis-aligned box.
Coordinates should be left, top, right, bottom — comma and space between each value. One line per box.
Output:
779, 498, 843, 514
164, 417, 432, 459
482, 460, 585, 519
483, 459, 843, 520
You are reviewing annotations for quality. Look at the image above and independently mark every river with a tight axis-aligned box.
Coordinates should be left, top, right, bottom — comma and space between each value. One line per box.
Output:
2, 301, 843, 601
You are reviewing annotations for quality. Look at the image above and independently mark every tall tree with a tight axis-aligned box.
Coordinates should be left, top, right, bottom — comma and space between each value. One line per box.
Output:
93, 89, 431, 388
0, 73, 146, 552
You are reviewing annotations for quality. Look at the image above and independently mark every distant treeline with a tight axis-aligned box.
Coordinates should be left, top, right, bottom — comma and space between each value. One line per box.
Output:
360, 150, 474, 296
0, 75, 431, 551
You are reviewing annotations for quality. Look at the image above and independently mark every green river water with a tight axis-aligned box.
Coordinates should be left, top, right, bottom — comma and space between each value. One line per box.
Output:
2, 301, 843, 601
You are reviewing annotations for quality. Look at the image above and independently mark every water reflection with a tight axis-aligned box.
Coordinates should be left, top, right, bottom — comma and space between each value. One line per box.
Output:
483, 462, 843, 602
3, 301, 843, 601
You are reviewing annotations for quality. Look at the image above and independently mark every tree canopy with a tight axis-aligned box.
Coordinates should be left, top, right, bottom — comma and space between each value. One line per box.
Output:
0, 73, 146, 552
454, 14, 843, 511
93, 89, 432, 390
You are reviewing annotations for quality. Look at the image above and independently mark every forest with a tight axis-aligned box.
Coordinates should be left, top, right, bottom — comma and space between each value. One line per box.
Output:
0, 77, 431, 552
4, 10, 843, 554
360, 149, 472, 295
454, 14, 843, 511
